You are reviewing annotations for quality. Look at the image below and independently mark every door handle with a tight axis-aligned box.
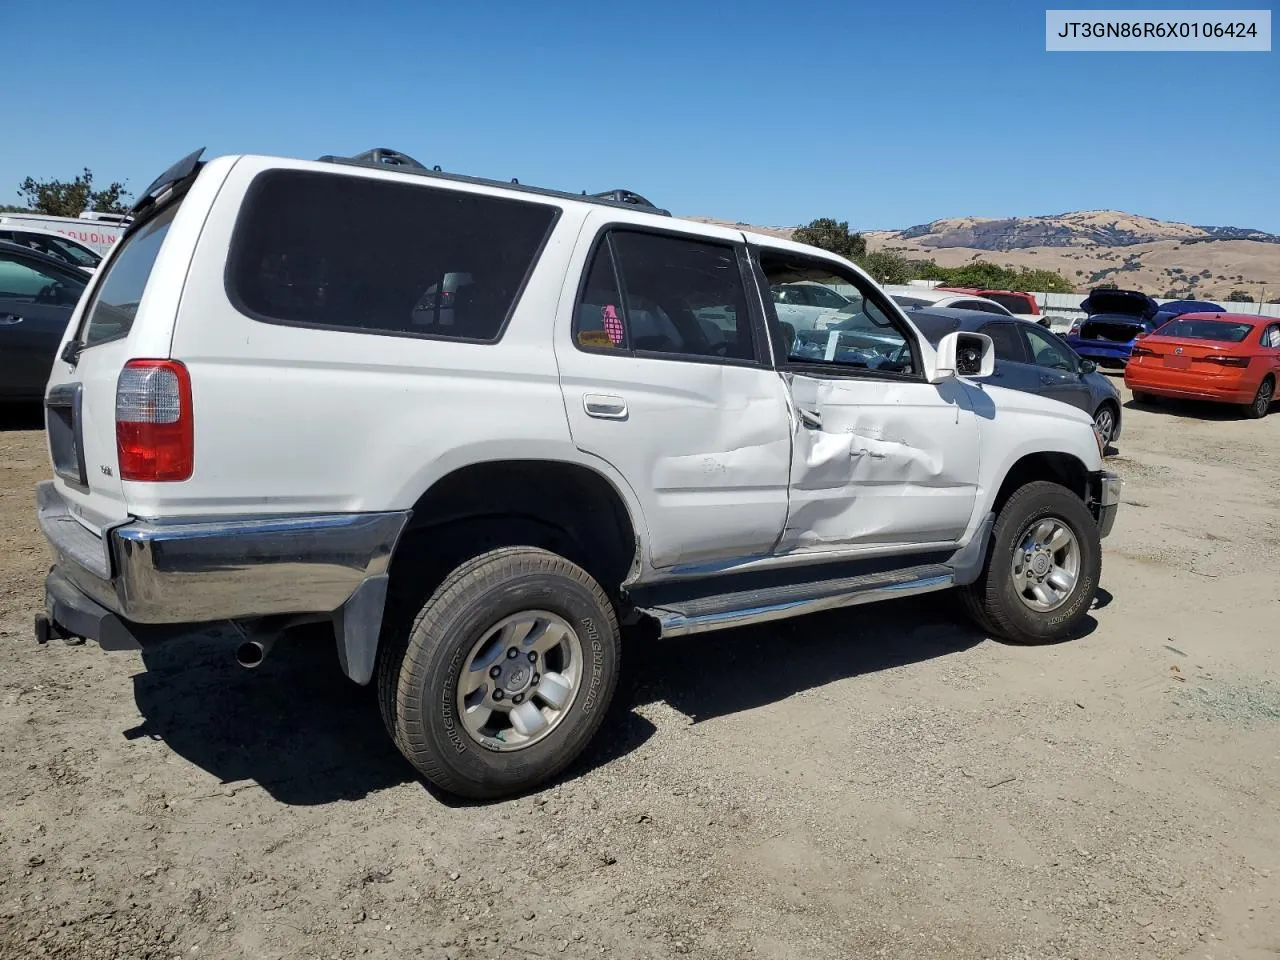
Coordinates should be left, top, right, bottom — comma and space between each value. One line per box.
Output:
0, 314, 23, 325
583, 394, 628, 420
798, 408, 822, 429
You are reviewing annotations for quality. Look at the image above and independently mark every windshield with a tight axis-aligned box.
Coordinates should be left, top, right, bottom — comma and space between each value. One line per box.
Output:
1155, 318, 1253, 343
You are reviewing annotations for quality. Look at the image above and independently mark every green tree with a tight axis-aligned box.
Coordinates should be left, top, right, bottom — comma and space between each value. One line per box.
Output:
17, 169, 131, 217
1225, 289, 1254, 302
856, 250, 911, 284
791, 218, 866, 260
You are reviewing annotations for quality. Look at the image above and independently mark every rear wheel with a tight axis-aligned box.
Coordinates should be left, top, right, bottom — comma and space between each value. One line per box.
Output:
960, 481, 1101, 644
1130, 390, 1154, 405
377, 546, 620, 800
1243, 376, 1274, 419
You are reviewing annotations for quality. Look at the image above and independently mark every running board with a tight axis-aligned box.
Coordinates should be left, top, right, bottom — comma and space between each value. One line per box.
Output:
639, 564, 954, 638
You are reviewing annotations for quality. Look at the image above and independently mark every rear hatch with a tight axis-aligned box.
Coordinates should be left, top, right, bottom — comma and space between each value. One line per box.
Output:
43, 150, 207, 537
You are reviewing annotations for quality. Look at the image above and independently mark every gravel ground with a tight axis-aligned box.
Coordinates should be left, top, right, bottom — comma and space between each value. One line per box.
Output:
1, 385, 1278, 960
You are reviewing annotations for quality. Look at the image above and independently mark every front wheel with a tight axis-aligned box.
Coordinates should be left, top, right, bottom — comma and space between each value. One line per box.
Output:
377, 546, 620, 800
1243, 377, 1274, 419
960, 481, 1101, 644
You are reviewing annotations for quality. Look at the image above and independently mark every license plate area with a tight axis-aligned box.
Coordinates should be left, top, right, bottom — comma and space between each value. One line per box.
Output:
1164, 356, 1191, 370
46, 384, 88, 489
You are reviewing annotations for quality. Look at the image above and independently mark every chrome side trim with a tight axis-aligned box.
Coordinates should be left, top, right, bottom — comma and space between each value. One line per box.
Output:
647, 569, 955, 639
112, 510, 411, 623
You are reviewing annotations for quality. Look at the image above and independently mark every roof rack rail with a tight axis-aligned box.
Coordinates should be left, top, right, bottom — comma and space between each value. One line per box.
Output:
318, 147, 670, 216
587, 189, 661, 209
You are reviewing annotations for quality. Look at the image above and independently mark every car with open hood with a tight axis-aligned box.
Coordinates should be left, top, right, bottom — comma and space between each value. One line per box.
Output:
1063, 288, 1159, 368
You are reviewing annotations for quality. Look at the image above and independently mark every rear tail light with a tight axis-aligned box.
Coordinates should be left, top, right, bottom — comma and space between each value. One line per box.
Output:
1068, 322, 1081, 336
1195, 355, 1250, 367
1130, 345, 1156, 358
116, 360, 193, 481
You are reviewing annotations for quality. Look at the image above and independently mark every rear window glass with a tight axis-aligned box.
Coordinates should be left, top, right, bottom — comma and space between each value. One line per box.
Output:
892, 295, 932, 308
1155, 318, 1253, 342
986, 293, 1032, 314
228, 170, 558, 342
81, 204, 178, 347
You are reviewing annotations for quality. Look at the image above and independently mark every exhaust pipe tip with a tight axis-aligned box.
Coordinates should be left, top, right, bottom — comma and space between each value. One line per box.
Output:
235, 639, 270, 669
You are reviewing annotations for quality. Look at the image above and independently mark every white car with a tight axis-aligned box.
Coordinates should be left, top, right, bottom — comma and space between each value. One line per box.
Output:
0, 212, 124, 257
770, 280, 861, 331
35, 146, 1121, 801
0, 225, 100, 273
885, 286, 1049, 326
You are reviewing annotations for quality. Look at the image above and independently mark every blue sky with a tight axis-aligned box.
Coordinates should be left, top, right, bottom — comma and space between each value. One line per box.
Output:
4, 0, 1277, 230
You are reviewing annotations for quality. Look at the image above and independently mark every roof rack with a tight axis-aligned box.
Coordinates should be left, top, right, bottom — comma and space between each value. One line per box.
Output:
317, 147, 670, 217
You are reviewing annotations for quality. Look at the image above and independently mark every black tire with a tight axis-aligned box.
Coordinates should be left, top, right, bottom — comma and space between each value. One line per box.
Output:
960, 481, 1101, 645
1130, 390, 1153, 405
377, 546, 620, 800
1092, 401, 1119, 452
1243, 376, 1274, 420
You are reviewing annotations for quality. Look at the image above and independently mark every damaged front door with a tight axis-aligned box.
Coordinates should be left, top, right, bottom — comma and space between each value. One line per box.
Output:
779, 372, 980, 553
750, 244, 981, 556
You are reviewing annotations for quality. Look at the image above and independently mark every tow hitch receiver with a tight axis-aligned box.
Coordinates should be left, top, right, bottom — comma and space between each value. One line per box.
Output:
34, 614, 85, 646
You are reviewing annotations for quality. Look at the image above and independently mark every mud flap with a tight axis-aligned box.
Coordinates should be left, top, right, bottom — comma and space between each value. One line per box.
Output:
334, 575, 390, 685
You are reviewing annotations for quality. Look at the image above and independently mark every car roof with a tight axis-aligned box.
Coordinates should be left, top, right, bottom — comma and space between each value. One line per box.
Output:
0, 239, 91, 276
937, 286, 1028, 297
900, 306, 990, 344
886, 288, 960, 302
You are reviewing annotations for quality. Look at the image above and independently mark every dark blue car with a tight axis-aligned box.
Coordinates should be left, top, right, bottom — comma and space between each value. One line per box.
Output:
1062, 291, 1227, 369
1063, 289, 1160, 369
907, 307, 1124, 448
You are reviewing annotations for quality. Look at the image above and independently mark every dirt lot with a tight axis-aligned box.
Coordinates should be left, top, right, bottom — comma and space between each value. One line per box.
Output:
2, 387, 1278, 960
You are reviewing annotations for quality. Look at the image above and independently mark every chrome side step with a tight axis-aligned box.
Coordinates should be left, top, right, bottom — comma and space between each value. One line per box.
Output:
640, 564, 954, 638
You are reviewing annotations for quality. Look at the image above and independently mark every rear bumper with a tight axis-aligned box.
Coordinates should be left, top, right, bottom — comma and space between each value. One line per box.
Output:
1091, 471, 1122, 539
1068, 339, 1134, 366
1122, 368, 1254, 404
37, 480, 409, 642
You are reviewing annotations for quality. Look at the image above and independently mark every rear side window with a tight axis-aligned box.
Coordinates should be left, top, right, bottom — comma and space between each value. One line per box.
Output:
956, 299, 1005, 315
986, 293, 1033, 314
228, 170, 558, 342
573, 229, 756, 362
81, 205, 178, 347
980, 321, 1028, 362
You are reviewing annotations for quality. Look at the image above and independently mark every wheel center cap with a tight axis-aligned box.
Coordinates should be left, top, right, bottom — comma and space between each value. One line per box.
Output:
1031, 554, 1052, 577
501, 664, 532, 694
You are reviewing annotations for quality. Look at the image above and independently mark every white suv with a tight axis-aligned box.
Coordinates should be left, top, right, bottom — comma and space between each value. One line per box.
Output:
35, 147, 1121, 800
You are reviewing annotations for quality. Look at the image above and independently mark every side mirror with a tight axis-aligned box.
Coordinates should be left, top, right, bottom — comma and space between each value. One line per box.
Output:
933, 331, 995, 382
1079, 359, 1097, 374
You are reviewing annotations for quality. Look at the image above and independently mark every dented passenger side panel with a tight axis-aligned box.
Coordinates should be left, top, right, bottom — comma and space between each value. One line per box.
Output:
778, 373, 981, 553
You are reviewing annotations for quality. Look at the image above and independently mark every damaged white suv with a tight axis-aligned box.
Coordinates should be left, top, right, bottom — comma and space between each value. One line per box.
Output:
36, 147, 1121, 800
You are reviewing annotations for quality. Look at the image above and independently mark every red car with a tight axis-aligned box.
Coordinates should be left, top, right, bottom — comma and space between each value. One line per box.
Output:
1123, 312, 1280, 419
936, 287, 1047, 325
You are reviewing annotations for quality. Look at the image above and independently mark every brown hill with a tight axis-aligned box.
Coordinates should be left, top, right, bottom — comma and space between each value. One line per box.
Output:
688, 211, 1280, 299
